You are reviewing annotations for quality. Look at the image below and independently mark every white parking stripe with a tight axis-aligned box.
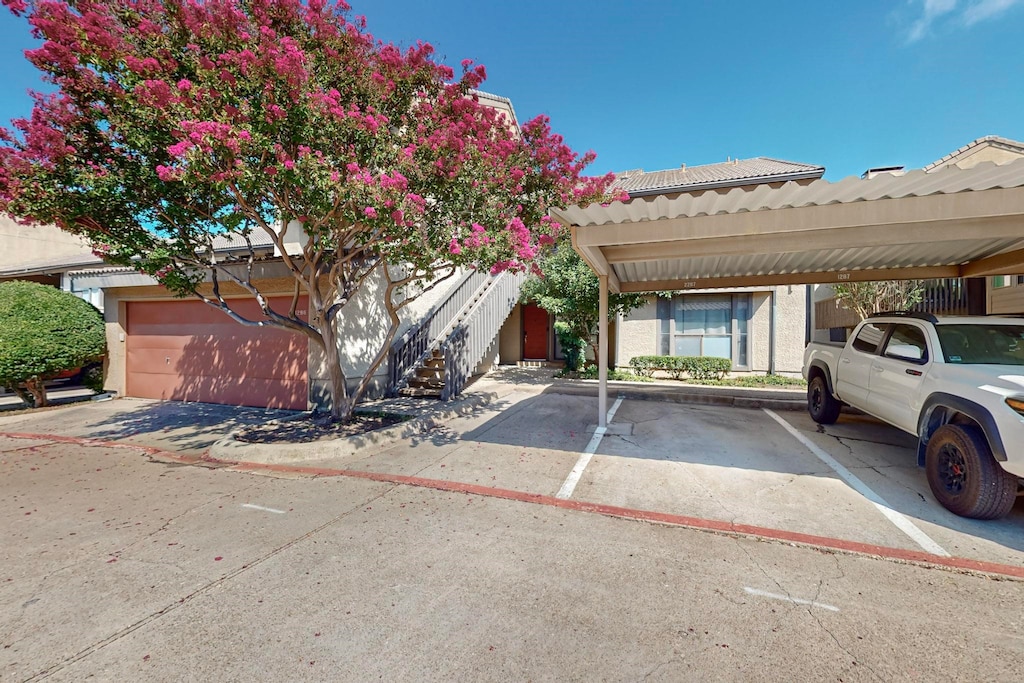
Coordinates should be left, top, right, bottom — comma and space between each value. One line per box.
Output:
556, 396, 624, 500
743, 587, 840, 612
241, 504, 287, 514
763, 409, 950, 557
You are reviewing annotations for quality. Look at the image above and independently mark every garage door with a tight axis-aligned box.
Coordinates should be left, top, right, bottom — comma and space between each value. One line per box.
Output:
126, 297, 309, 410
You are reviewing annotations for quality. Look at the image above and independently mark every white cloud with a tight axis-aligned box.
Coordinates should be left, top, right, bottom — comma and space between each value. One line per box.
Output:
907, 0, 958, 43
904, 0, 1022, 42
962, 0, 1023, 25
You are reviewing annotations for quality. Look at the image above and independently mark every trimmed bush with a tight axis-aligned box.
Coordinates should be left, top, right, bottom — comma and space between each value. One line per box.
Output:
628, 355, 731, 381
554, 321, 588, 372
0, 281, 106, 407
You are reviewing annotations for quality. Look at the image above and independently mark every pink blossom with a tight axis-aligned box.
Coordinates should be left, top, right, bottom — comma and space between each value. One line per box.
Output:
448, 238, 461, 255
176, 79, 192, 91
363, 207, 377, 218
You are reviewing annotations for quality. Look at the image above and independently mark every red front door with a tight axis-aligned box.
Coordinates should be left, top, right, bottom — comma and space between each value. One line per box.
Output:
522, 304, 549, 359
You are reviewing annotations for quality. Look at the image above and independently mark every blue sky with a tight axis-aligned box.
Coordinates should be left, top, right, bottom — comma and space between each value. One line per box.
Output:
1, 0, 1022, 181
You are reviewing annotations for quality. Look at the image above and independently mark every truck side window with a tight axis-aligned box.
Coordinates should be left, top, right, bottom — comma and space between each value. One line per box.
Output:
882, 324, 928, 363
851, 323, 886, 354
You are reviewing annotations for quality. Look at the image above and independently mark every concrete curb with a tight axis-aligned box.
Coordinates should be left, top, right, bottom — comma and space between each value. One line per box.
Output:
538, 380, 806, 412
208, 390, 500, 465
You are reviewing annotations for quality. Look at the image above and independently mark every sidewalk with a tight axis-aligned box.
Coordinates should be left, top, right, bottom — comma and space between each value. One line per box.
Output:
210, 366, 805, 465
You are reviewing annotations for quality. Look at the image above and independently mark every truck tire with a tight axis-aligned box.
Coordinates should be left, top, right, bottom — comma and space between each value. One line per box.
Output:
807, 375, 841, 424
925, 424, 1017, 520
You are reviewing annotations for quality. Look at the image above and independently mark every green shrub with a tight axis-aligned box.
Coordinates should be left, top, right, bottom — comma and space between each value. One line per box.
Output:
628, 355, 731, 381
81, 364, 106, 393
554, 321, 588, 372
0, 281, 107, 407
561, 365, 651, 381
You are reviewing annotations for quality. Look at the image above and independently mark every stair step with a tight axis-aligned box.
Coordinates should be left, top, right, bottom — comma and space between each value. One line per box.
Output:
415, 367, 445, 379
408, 377, 445, 389
399, 387, 443, 398
424, 358, 445, 368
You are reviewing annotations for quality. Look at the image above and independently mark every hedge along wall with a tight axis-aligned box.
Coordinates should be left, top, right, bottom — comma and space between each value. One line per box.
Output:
628, 355, 731, 380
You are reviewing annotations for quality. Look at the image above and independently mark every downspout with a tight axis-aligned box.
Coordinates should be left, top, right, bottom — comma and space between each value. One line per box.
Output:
805, 285, 812, 346
769, 288, 777, 375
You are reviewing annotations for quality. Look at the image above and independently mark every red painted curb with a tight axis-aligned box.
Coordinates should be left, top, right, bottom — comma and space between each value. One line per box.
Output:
4, 430, 1023, 580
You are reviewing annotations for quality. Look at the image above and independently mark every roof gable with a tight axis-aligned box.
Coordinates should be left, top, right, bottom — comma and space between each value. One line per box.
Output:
923, 135, 1024, 173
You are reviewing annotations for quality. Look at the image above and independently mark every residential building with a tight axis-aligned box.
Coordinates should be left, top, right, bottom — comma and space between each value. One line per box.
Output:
499, 157, 827, 374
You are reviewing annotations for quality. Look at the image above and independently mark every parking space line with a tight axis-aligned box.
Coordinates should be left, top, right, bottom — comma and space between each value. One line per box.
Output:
241, 503, 286, 514
743, 587, 840, 612
763, 409, 950, 557
556, 396, 624, 500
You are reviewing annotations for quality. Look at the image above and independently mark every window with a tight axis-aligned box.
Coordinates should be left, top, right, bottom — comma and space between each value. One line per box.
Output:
993, 276, 1010, 288
882, 324, 928, 363
851, 322, 886, 354
656, 294, 751, 369
936, 324, 1024, 365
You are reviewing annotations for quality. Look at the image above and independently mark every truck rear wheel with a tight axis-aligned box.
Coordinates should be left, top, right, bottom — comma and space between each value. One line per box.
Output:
807, 375, 841, 424
925, 424, 1017, 520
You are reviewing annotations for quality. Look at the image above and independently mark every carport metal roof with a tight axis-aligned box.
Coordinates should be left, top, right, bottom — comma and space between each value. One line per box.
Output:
552, 159, 1024, 428
554, 159, 1024, 294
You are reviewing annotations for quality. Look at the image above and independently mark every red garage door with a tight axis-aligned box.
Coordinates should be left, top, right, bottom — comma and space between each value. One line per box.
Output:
126, 297, 309, 410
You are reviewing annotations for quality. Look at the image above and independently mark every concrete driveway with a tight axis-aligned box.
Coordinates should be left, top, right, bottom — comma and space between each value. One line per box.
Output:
1, 382, 1021, 571
3, 422, 1024, 680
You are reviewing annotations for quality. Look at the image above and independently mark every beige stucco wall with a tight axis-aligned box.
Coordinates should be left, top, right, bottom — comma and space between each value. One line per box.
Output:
615, 286, 806, 374
498, 303, 523, 363
0, 217, 93, 267
615, 298, 658, 366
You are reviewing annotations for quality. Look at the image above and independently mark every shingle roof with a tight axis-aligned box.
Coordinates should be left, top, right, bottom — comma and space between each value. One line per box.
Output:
209, 231, 276, 251
923, 135, 1024, 173
0, 253, 104, 278
612, 157, 825, 197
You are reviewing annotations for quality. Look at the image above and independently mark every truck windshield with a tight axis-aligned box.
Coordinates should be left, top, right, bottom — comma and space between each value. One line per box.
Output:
935, 324, 1024, 365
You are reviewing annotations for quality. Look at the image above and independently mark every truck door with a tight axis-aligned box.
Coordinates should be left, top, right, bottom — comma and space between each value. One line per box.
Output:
836, 322, 887, 406
868, 323, 930, 433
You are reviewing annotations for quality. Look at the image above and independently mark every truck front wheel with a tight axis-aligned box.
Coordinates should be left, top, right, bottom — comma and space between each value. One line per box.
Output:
925, 424, 1017, 520
807, 375, 841, 424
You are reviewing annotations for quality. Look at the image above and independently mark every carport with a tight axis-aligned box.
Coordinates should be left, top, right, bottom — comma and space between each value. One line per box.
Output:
552, 160, 1024, 427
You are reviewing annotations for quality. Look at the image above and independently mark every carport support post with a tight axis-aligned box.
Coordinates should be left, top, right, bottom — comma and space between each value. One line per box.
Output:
598, 274, 609, 428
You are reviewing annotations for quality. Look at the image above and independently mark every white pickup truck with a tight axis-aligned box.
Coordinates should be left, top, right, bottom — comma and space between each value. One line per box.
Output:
803, 312, 1024, 519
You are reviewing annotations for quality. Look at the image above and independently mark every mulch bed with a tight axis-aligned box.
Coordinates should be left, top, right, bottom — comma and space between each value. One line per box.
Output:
234, 412, 408, 444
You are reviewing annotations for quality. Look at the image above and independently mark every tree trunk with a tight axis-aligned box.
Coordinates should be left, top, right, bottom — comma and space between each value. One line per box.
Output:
319, 321, 353, 422
24, 378, 48, 408
8, 385, 35, 408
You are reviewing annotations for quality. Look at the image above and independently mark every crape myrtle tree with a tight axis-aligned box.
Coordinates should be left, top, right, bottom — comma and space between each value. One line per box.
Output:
832, 280, 925, 320
0, 0, 616, 421
520, 245, 646, 367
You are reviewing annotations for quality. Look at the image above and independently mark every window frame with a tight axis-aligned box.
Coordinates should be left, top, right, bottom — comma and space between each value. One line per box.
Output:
656, 293, 752, 371
880, 323, 930, 366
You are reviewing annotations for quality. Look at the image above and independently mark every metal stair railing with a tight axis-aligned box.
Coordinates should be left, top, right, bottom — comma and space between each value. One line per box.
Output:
387, 269, 489, 395
441, 269, 527, 400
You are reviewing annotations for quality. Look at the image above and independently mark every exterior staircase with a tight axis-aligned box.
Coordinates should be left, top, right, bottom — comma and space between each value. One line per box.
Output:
388, 269, 526, 400
400, 350, 446, 398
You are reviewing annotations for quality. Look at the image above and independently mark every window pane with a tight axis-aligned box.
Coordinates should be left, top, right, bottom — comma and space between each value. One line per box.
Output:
675, 336, 701, 357
705, 307, 730, 335
703, 336, 732, 360
883, 324, 928, 362
852, 323, 886, 353
657, 297, 671, 355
